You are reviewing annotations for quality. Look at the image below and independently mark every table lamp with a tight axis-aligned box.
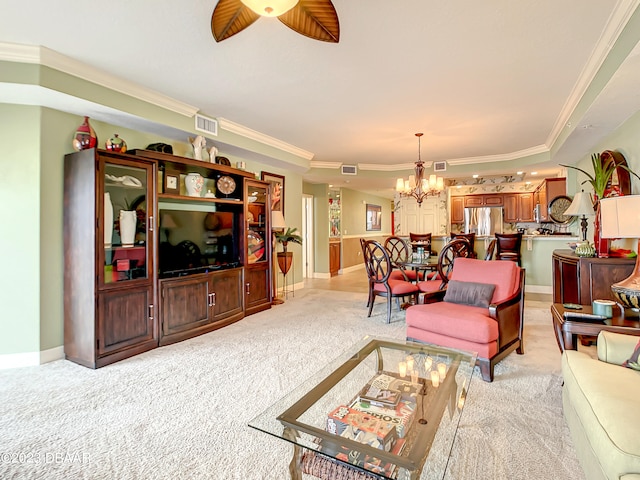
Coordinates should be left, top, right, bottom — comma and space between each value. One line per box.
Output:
271, 210, 287, 305
160, 213, 178, 244
563, 191, 594, 242
600, 195, 640, 311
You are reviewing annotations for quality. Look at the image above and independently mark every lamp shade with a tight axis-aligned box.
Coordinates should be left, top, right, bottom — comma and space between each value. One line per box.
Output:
564, 191, 594, 217
600, 195, 640, 238
160, 213, 178, 229
241, 0, 298, 16
271, 210, 286, 230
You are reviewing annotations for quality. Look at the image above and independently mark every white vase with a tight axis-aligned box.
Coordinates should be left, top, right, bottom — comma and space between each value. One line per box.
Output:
119, 210, 137, 247
185, 173, 204, 197
104, 193, 113, 248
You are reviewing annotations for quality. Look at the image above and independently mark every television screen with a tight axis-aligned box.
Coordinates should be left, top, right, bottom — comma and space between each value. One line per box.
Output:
158, 209, 240, 277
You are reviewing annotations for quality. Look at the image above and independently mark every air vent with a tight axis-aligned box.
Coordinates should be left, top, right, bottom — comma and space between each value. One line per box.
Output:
434, 161, 447, 172
195, 114, 218, 136
341, 165, 357, 175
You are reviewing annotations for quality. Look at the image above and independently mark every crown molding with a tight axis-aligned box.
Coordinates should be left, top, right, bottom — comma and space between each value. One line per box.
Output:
546, 0, 640, 147
358, 162, 433, 172
218, 118, 314, 160
309, 161, 341, 169
446, 144, 549, 166
0, 42, 199, 117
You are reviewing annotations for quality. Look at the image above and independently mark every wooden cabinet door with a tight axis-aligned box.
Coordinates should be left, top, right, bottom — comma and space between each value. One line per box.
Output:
503, 194, 518, 223
329, 242, 341, 277
464, 196, 484, 208
450, 196, 465, 224
245, 263, 271, 315
518, 194, 534, 222
211, 268, 244, 322
484, 194, 504, 206
159, 275, 210, 342
97, 285, 155, 357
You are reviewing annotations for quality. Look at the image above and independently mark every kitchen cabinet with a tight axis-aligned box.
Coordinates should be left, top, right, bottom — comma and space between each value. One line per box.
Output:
534, 178, 566, 222
503, 193, 534, 223
464, 194, 504, 208
450, 196, 465, 224
552, 250, 635, 305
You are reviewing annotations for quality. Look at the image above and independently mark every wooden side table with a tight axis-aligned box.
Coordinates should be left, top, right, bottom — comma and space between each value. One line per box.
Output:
550, 303, 640, 352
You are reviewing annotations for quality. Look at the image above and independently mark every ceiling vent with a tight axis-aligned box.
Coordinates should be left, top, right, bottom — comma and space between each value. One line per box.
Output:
195, 114, 218, 136
341, 165, 357, 175
434, 161, 447, 172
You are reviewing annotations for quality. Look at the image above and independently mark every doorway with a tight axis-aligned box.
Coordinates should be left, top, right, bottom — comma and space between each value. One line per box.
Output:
302, 195, 314, 279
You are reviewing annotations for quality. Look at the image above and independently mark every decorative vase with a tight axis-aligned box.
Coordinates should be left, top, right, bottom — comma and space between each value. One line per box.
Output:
277, 251, 293, 274
104, 193, 114, 248
72, 116, 98, 151
119, 210, 137, 247
593, 199, 610, 257
185, 173, 204, 197
106, 134, 127, 153
575, 241, 596, 258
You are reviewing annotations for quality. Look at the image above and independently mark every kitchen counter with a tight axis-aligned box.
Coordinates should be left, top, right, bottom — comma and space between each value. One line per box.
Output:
428, 234, 580, 293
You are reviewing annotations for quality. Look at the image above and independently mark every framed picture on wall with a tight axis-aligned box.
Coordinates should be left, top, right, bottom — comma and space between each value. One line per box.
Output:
366, 204, 382, 231
261, 172, 285, 212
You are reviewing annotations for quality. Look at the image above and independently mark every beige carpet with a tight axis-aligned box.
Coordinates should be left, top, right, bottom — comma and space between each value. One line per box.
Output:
0, 289, 584, 479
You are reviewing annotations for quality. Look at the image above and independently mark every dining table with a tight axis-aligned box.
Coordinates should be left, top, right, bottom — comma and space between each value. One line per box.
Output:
397, 256, 439, 282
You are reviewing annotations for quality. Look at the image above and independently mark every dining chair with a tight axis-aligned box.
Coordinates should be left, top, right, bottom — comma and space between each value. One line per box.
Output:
362, 240, 419, 323
495, 233, 523, 266
484, 239, 497, 261
360, 238, 374, 308
417, 238, 471, 303
384, 236, 422, 282
451, 232, 477, 258
409, 232, 436, 256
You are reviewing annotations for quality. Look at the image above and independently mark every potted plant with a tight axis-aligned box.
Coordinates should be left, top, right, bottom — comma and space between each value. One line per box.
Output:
275, 227, 302, 274
561, 151, 640, 200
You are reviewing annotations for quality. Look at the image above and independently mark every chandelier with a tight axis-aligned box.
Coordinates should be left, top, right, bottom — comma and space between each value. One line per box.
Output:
395, 133, 445, 207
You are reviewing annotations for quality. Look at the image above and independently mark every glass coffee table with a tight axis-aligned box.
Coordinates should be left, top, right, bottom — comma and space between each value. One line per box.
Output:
249, 336, 477, 480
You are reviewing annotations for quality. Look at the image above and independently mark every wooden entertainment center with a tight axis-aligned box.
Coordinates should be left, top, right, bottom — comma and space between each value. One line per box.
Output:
64, 148, 272, 368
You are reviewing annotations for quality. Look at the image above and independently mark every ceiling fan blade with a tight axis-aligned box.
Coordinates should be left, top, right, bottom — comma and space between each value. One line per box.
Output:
278, 0, 340, 43
211, 0, 260, 42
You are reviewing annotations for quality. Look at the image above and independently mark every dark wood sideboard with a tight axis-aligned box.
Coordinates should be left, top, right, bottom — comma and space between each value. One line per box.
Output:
552, 249, 636, 305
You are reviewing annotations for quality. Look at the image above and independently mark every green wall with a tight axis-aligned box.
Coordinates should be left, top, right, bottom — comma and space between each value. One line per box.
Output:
0, 105, 41, 354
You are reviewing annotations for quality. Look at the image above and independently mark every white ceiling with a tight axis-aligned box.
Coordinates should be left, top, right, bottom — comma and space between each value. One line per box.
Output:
2, 0, 640, 197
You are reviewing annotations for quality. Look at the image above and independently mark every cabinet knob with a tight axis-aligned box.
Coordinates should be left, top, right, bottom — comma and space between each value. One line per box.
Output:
245, 282, 250, 295
148, 304, 154, 321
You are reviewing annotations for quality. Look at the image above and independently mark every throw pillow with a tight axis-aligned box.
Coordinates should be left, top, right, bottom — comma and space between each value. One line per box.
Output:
622, 339, 640, 370
443, 280, 496, 308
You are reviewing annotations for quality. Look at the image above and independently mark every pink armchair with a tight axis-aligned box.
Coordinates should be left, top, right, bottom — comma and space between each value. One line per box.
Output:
406, 257, 525, 382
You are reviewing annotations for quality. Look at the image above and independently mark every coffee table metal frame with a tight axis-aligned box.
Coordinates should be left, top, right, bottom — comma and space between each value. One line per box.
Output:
249, 336, 476, 480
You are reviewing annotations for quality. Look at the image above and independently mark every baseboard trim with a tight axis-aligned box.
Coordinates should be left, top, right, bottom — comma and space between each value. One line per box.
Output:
525, 285, 552, 295
0, 346, 64, 370
341, 264, 365, 274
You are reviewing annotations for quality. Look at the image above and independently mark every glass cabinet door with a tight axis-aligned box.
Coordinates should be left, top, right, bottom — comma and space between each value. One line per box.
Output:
102, 158, 153, 285
246, 181, 269, 266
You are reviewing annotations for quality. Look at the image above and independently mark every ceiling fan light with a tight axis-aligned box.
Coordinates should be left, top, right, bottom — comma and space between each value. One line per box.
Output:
240, 0, 299, 17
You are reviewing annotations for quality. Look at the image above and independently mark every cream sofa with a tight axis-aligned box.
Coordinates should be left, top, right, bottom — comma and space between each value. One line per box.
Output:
562, 331, 640, 480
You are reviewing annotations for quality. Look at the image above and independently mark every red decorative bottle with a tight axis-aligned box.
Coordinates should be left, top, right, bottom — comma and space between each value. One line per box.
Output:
72, 116, 98, 151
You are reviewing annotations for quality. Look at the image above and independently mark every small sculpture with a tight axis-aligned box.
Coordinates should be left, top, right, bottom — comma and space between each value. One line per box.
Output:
189, 135, 207, 160
208, 145, 218, 163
